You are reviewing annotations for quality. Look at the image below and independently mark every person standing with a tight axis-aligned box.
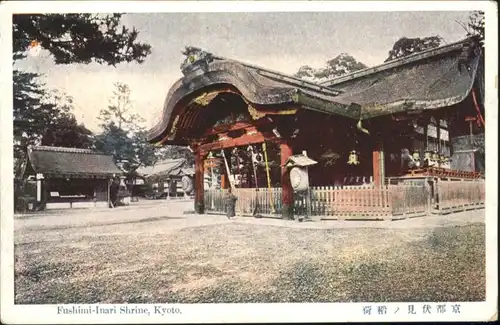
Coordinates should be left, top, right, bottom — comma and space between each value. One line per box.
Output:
224, 187, 238, 219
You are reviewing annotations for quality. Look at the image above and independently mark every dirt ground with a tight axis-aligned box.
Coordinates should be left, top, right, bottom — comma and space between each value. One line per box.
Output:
14, 200, 486, 304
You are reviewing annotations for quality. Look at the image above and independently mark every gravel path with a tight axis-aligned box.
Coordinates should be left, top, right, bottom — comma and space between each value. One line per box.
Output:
14, 200, 486, 304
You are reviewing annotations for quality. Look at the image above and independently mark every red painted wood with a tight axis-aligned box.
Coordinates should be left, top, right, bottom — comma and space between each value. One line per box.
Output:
221, 174, 227, 189
280, 140, 293, 206
199, 131, 277, 155
373, 150, 381, 187
372, 141, 384, 187
203, 122, 255, 136
203, 119, 273, 136
194, 149, 204, 212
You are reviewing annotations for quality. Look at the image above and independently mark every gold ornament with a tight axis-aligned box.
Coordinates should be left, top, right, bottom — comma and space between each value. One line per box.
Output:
347, 150, 360, 165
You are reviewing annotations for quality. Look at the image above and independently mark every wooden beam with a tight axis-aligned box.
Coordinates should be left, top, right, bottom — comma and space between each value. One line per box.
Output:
280, 139, 293, 219
199, 130, 278, 155
203, 119, 272, 136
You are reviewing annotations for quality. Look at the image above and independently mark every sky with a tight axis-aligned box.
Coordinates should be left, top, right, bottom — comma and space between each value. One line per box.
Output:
14, 11, 473, 132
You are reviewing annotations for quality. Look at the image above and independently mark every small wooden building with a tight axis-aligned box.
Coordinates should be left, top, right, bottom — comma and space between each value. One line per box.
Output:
22, 146, 123, 210
135, 158, 195, 198
147, 37, 485, 219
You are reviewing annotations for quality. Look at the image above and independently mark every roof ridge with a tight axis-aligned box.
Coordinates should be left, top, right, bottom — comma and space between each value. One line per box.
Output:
322, 36, 479, 87
30, 145, 105, 155
155, 158, 185, 164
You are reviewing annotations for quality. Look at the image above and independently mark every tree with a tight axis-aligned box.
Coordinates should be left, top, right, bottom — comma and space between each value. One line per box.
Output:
457, 11, 484, 46
294, 65, 316, 81
13, 13, 152, 176
384, 36, 443, 62
13, 14, 151, 64
294, 53, 368, 82
40, 115, 94, 148
13, 73, 95, 176
98, 82, 144, 133
316, 53, 368, 79
95, 82, 157, 171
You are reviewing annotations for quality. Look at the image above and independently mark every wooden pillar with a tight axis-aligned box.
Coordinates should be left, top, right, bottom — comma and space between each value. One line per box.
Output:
372, 140, 385, 187
280, 139, 293, 219
436, 117, 441, 155
194, 149, 205, 214
424, 121, 429, 150
107, 178, 111, 208
221, 174, 227, 189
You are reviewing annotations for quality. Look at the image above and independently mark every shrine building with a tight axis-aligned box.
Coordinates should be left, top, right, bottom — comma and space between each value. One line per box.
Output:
147, 36, 485, 220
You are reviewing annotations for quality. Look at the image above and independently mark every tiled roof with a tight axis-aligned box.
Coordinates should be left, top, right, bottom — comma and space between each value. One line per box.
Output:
323, 37, 483, 119
284, 155, 318, 167
136, 159, 194, 182
27, 146, 122, 177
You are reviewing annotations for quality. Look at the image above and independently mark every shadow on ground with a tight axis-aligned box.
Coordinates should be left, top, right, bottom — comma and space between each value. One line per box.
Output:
14, 220, 485, 304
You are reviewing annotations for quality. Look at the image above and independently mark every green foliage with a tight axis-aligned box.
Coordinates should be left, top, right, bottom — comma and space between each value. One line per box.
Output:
95, 82, 159, 171
294, 53, 367, 82
40, 115, 94, 148
95, 124, 137, 164
13, 13, 152, 176
13, 14, 151, 65
98, 82, 144, 132
384, 36, 443, 62
13, 71, 95, 176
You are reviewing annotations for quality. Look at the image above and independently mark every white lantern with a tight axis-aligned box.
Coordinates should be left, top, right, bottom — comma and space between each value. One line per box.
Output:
181, 175, 194, 194
290, 167, 309, 192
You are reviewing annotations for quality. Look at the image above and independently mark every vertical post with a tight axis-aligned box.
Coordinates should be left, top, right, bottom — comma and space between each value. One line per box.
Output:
436, 117, 441, 155
166, 179, 170, 200
221, 174, 227, 189
107, 178, 111, 208
280, 139, 293, 219
424, 121, 429, 150
36, 179, 42, 202
372, 140, 385, 187
262, 142, 275, 213
36, 173, 44, 210
194, 149, 205, 214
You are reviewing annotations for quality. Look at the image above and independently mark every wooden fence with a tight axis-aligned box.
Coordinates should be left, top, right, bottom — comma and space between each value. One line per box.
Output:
436, 179, 485, 214
306, 186, 392, 220
204, 178, 484, 220
204, 188, 228, 213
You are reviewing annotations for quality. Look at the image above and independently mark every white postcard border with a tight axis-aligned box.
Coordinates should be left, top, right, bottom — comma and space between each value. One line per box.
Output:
1, 1, 498, 324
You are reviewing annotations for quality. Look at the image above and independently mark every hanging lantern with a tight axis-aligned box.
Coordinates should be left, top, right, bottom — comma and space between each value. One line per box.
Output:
246, 145, 255, 159
412, 150, 421, 168
253, 153, 263, 164
412, 150, 420, 161
207, 151, 214, 159
423, 150, 433, 167
431, 151, 440, 161
347, 150, 360, 165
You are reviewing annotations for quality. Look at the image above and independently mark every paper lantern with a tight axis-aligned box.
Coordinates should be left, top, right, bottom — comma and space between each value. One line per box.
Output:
181, 176, 194, 194
412, 150, 421, 168
347, 150, 360, 165
290, 167, 309, 191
